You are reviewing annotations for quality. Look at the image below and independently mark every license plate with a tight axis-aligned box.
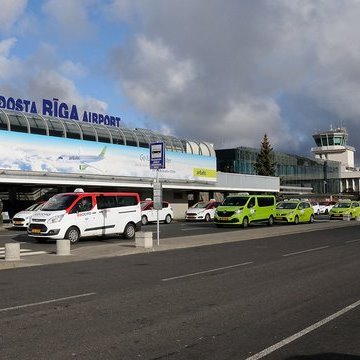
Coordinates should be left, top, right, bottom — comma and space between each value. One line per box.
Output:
275, 217, 282, 220
14, 221, 22, 225
31, 229, 41, 234
219, 217, 228, 221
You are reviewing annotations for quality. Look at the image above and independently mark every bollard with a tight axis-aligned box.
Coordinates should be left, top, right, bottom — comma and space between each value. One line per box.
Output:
5, 243, 20, 261
356, 216, 360, 222
343, 214, 351, 222
56, 239, 71, 256
135, 232, 153, 249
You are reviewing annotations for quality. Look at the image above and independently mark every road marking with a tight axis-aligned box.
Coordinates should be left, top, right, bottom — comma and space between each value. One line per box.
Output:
283, 246, 329, 257
346, 239, 360, 243
0, 292, 96, 313
161, 262, 253, 282
245, 299, 360, 360
0, 247, 48, 258
181, 227, 207, 231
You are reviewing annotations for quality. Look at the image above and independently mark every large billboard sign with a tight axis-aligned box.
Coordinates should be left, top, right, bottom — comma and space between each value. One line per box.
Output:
0, 131, 217, 182
0, 94, 121, 127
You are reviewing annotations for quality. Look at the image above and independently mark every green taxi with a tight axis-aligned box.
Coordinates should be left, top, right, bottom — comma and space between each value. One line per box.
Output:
274, 200, 314, 224
329, 200, 360, 220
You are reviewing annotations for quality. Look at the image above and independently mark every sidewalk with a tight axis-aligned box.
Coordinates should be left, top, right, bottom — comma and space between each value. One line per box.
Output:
0, 220, 358, 270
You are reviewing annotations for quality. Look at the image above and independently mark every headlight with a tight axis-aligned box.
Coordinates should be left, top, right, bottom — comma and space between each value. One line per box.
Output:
289, 211, 295, 215
48, 214, 64, 224
235, 209, 242, 214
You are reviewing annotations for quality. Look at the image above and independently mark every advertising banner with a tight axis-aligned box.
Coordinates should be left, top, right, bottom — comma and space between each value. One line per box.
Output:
0, 131, 217, 182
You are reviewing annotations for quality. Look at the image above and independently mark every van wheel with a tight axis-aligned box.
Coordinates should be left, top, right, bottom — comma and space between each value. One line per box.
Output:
164, 214, 172, 224
65, 226, 80, 244
205, 214, 211, 222
268, 215, 274, 226
309, 214, 314, 223
141, 215, 148, 225
242, 217, 249, 228
123, 223, 136, 240
294, 216, 299, 225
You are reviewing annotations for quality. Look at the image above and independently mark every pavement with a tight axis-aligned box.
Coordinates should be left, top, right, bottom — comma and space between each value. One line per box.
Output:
0, 219, 359, 270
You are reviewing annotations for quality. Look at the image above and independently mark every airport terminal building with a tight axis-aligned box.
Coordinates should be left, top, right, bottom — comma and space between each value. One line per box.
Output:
0, 96, 279, 218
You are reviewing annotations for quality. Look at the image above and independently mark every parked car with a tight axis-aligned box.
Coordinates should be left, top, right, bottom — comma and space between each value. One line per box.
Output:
329, 200, 360, 220
274, 200, 314, 224
185, 200, 221, 222
140, 200, 174, 225
311, 201, 321, 215
12, 202, 45, 228
318, 201, 336, 214
214, 194, 276, 227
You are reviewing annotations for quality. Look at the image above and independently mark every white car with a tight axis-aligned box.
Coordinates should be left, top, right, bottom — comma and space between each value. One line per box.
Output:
318, 201, 336, 214
311, 201, 321, 215
185, 200, 221, 222
12, 202, 45, 228
140, 200, 174, 225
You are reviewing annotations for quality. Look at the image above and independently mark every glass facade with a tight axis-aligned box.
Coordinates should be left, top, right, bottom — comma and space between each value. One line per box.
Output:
0, 109, 215, 157
216, 147, 341, 194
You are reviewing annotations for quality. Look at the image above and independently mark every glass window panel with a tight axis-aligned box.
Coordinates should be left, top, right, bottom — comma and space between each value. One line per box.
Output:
134, 130, 149, 148
0, 112, 9, 130
95, 126, 111, 143
64, 121, 81, 139
27, 116, 47, 135
8, 113, 28, 133
47, 118, 65, 137
109, 128, 125, 145
79, 123, 96, 141
121, 128, 138, 147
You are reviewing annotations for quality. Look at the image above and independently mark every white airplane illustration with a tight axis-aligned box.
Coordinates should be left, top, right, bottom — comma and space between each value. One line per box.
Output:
57, 146, 107, 171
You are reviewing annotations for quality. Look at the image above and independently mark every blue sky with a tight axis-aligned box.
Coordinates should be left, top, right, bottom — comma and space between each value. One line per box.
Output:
2, 0, 360, 163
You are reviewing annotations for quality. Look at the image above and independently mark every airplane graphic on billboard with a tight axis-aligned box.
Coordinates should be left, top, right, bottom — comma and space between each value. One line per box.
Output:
57, 146, 107, 171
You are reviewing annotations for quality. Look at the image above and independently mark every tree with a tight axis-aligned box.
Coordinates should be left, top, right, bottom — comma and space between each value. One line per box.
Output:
254, 133, 276, 176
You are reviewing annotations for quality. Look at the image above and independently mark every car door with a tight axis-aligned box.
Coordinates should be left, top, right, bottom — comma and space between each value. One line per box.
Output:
70, 196, 98, 236
351, 202, 360, 218
298, 202, 306, 222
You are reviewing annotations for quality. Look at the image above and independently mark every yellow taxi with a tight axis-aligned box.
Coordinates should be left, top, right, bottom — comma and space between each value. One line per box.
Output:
329, 200, 360, 220
274, 199, 314, 224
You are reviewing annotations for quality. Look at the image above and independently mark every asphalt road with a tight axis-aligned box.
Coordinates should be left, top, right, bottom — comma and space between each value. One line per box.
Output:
0, 225, 359, 359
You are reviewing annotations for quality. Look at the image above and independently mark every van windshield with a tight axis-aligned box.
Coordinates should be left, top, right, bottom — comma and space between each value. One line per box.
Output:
222, 197, 248, 207
41, 194, 78, 211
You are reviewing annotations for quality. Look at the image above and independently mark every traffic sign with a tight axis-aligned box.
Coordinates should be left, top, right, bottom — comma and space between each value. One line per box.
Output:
150, 142, 165, 169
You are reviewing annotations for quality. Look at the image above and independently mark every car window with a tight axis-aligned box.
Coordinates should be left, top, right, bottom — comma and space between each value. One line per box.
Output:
247, 197, 256, 208
276, 202, 298, 209
223, 197, 249, 207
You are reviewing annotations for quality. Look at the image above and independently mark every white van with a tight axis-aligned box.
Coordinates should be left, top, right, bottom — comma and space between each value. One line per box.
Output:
28, 191, 141, 243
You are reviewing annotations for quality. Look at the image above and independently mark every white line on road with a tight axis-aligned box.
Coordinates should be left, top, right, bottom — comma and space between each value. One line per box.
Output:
345, 239, 360, 243
161, 262, 253, 282
283, 246, 329, 257
181, 227, 208, 231
245, 299, 360, 360
0, 292, 96, 313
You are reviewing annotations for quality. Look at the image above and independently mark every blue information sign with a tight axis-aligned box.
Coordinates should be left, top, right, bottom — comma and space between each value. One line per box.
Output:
150, 142, 165, 169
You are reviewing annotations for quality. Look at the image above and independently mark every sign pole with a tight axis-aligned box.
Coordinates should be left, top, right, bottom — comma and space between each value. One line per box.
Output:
156, 169, 160, 246
149, 142, 165, 247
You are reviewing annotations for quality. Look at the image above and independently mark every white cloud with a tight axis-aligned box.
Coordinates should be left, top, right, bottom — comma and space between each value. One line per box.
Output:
42, 0, 96, 39
0, 38, 21, 80
107, 0, 360, 156
0, 0, 27, 32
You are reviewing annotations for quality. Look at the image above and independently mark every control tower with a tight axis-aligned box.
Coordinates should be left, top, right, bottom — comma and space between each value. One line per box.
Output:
311, 127, 355, 170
